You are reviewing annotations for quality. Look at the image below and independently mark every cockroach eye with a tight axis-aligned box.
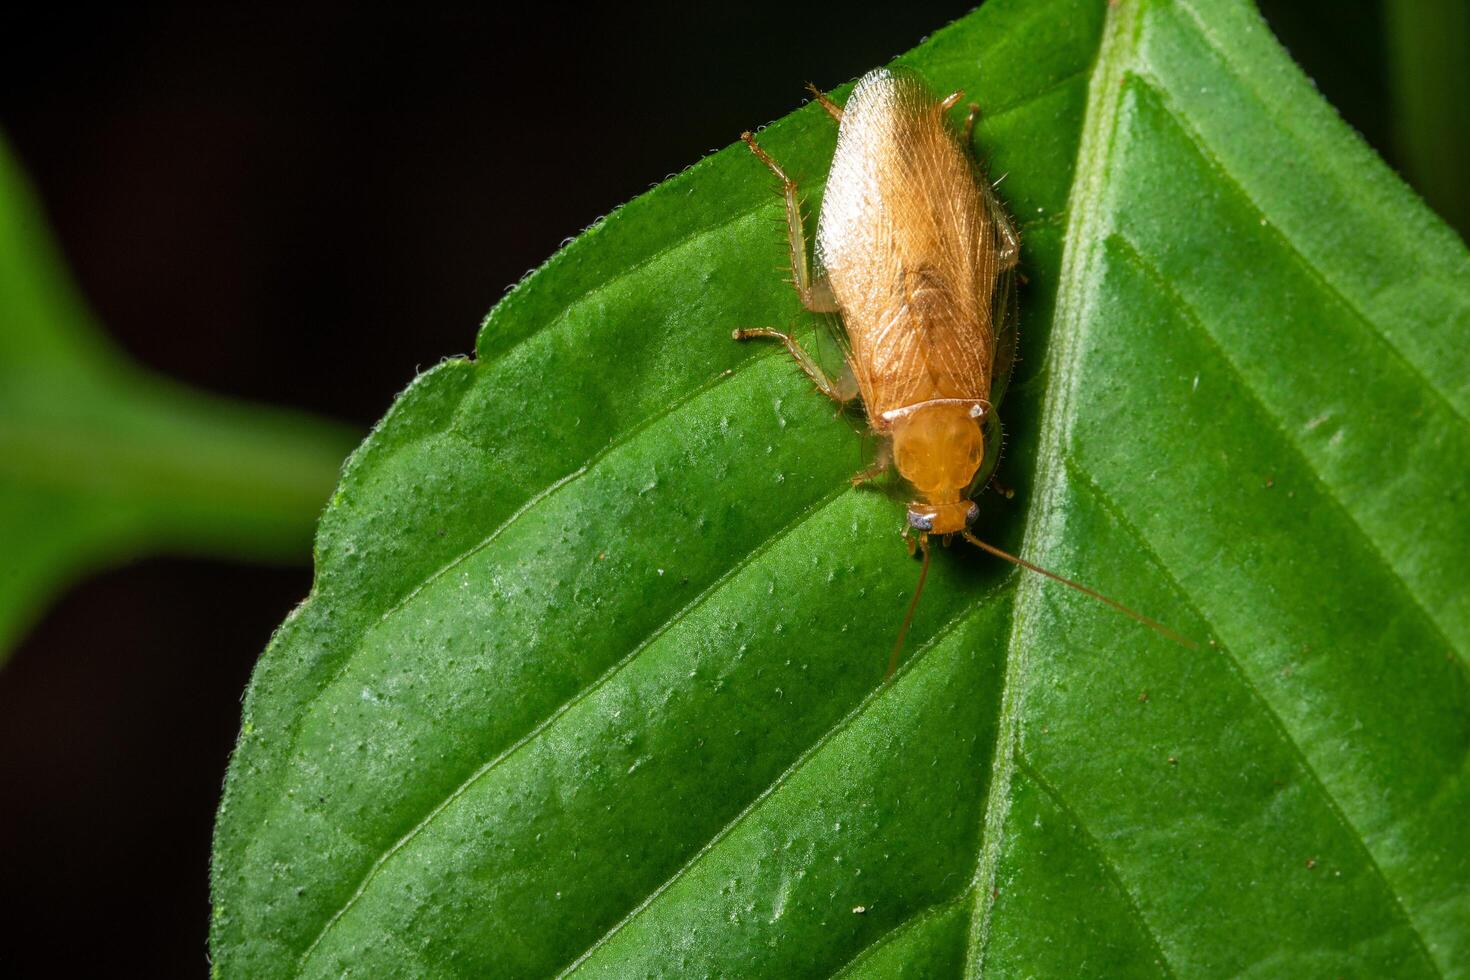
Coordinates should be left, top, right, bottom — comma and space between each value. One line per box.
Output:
907, 510, 934, 532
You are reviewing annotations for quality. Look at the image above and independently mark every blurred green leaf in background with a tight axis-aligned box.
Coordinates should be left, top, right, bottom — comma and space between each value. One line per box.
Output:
209, 0, 1469, 976
0, 134, 357, 662
1386, 0, 1470, 236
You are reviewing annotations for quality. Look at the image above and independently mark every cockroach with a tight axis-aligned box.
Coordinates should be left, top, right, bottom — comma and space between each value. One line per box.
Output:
733, 68, 1190, 679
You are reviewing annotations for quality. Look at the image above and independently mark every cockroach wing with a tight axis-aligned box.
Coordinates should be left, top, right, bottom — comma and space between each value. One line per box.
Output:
815, 68, 1005, 426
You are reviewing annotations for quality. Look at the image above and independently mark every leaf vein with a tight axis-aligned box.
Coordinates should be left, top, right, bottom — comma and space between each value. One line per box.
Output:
1015, 752, 1176, 979
1125, 69, 1470, 432
296, 474, 856, 970
483, 201, 780, 369
1108, 231, 1464, 670
556, 592, 1009, 978
283, 351, 790, 780
1062, 452, 1443, 977
828, 892, 970, 979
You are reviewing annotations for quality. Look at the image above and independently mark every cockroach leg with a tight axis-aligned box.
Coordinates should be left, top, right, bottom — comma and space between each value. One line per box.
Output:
850, 440, 892, 486
964, 102, 1006, 204
988, 192, 1020, 272
740, 131, 840, 314
969, 408, 1006, 496
939, 89, 965, 112
732, 327, 853, 405
964, 102, 981, 144
804, 83, 843, 122
851, 460, 886, 486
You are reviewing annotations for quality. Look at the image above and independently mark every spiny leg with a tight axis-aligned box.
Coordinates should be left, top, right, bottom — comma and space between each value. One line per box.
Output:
990, 192, 1020, 272
732, 327, 854, 405
805, 83, 843, 122
984, 174, 1021, 272
740, 131, 839, 314
964, 101, 1021, 275
850, 439, 892, 486
970, 408, 1011, 498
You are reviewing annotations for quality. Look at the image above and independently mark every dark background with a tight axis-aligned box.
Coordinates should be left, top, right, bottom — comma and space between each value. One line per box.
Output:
0, 1, 1418, 974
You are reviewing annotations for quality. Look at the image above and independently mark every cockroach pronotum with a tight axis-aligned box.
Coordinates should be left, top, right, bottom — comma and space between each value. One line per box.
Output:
733, 68, 1191, 679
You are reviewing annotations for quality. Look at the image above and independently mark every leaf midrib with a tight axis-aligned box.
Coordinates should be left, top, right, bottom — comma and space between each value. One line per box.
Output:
963, 1, 1147, 974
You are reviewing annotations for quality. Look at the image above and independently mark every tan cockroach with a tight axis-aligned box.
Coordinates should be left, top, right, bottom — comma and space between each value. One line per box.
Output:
734, 68, 1190, 679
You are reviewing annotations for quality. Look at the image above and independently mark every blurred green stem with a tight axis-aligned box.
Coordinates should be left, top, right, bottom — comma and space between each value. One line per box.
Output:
1, 132, 358, 659
1, 370, 356, 561
1385, 0, 1470, 238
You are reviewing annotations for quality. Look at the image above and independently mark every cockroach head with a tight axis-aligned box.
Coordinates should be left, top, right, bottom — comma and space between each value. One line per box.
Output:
907, 500, 980, 535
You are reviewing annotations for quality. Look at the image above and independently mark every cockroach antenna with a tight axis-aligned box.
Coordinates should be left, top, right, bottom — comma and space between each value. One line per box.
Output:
885, 530, 1193, 684
886, 535, 931, 682
960, 531, 1196, 649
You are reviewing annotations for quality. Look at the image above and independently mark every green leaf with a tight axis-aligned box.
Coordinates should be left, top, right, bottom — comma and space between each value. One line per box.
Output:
210, 0, 1470, 975
0, 134, 357, 659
